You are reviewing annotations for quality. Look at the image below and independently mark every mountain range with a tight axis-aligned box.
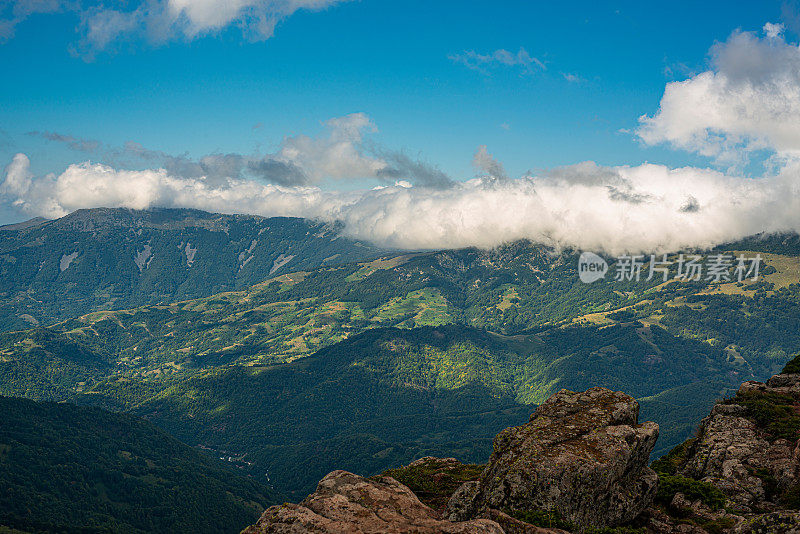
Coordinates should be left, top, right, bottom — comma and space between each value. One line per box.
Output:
0, 208, 386, 332
2, 207, 800, 523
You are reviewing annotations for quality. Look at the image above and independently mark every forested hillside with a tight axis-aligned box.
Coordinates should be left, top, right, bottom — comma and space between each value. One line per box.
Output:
2, 223, 800, 497
0, 208, 386, 331
0, 396, 276, 533
0, 322, 763, 497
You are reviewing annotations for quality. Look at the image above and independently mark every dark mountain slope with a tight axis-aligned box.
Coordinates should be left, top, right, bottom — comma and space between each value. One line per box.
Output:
0, 395, 278, 534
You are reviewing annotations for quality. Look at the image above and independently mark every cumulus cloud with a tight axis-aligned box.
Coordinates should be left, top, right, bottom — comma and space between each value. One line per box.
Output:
124, 114, 386, 186
1, 154, 33, 198
10, 24, 800, 253
449, 48, 545, 75
274, 113, 386, 182
1, 0, 351, 56
5, 151, 800, 254
638, 23, 800, 166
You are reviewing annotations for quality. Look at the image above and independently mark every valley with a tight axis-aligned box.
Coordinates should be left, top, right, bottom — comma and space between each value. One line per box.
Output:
2, 210, 800, 499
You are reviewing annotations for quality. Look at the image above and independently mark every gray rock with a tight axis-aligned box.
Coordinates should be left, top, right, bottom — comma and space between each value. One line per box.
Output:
446, 387, 659, 530
731, 511, 800, 533
679, 373, 800, 511
446, 480, 481, 521
241, 470, 505, 533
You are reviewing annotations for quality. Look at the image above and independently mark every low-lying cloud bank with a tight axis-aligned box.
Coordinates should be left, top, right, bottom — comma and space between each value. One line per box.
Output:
5, 153, 800, 254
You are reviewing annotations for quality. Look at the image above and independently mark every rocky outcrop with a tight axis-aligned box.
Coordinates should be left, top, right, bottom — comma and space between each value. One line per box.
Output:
677, 373, 800, 512
242, 367, 800, 534
446, 387, 659, 529
241, 470, 507, 533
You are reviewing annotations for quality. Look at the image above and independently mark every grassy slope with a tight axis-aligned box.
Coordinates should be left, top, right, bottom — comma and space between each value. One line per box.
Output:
88, 325, 535, 499
0, 321, 750, 498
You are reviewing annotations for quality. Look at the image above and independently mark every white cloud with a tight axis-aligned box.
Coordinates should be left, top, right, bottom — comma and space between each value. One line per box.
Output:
449, 48, 545, 74
166, 0, 343, 38
1, 154, 33, 198
276, 113, 388, 182
9, 22, 800, 254
112, 113, 452, 188
1, 0, 351, 55
638, 23, 800, 166
561, 72, 583, 83
5, 151, 800, 254
0, 0, 63, 42
764, 22, 784, 39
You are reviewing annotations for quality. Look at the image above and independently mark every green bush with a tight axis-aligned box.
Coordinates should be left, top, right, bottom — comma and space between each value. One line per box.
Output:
505, 508, 573, 530
651, 438, 696, 476
380, 460, 484, 511
656, 474, 727, 511
783, 353, 800, 374
506, 508, 645, 534
734, 391, 800, 441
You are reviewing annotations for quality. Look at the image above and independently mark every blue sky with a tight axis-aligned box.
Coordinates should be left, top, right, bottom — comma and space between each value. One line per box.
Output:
1, 0, 798, 254
1, 1, 784, 181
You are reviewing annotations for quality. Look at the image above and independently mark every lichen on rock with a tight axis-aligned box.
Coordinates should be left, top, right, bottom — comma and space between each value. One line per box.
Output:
446, 387, 659, 530
676, 373, 800, 512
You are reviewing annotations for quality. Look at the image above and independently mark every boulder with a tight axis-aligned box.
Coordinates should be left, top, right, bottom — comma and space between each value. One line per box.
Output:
446, 387, 659, 529
241, 470, 505, 533
678, 374, 800, 511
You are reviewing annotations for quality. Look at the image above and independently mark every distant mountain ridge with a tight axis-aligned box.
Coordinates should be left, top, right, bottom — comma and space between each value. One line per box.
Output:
0, 217, 50, 232
0, 207, 389, 331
